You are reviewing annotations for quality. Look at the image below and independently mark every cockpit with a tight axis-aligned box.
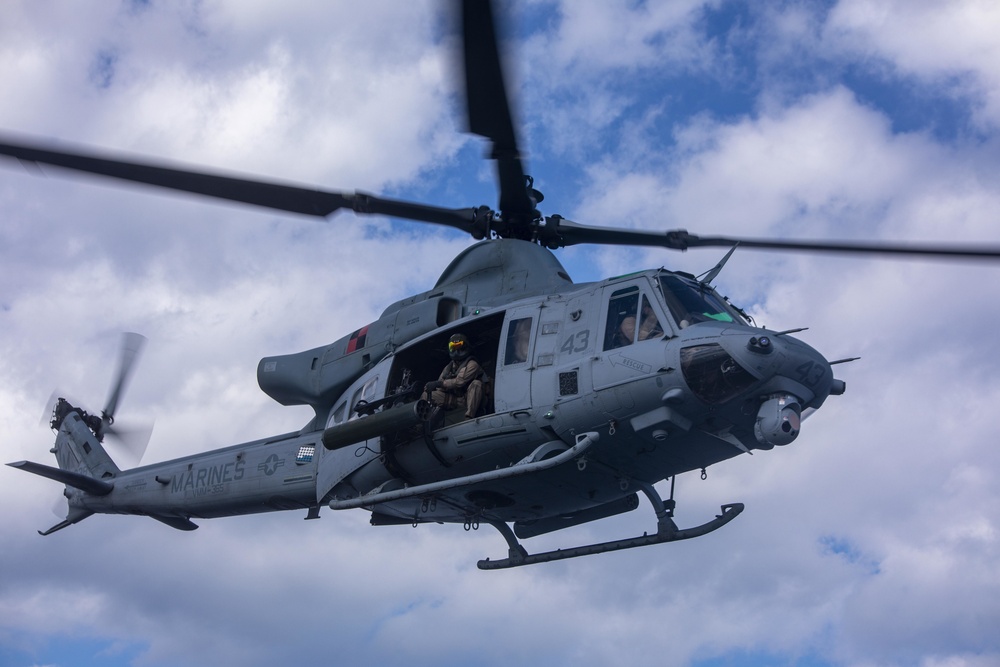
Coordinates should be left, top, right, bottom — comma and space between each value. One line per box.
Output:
657, 273, 746, 329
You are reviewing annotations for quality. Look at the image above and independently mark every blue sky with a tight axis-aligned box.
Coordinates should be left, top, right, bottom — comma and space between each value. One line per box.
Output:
2, 1, 1000, 666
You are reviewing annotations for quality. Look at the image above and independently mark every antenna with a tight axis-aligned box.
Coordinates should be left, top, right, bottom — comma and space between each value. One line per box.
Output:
698, 244, 739, 286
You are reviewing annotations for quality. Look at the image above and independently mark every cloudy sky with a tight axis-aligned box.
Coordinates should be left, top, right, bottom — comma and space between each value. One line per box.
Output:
2, 1, 1000, 666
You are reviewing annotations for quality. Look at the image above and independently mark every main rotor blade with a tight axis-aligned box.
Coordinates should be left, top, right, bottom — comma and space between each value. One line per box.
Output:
672, 231, 1000, 260
0, 134, 483, 233
545, 218, 1000, 261
0, 135, 351, 216
461, 0, 535, 226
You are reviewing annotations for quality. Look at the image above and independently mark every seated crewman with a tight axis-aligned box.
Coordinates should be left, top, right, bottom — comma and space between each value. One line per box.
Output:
421, 333, 484, 420
619, 298, 663, 344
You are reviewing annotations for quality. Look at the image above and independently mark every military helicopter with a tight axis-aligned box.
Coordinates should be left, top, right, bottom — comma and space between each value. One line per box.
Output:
5, 1, 1000, 570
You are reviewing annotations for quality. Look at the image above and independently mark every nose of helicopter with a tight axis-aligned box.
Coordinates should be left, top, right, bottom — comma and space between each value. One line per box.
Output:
678, 326, 843, 448
734, 330, 843, 446
726, 329, 841, 403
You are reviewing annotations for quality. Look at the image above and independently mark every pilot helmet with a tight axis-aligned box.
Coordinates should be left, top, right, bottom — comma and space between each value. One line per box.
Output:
448, 333, 471, 360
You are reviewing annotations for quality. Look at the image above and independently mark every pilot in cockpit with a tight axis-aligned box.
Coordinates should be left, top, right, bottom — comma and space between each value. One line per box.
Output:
619, 297, 663, 344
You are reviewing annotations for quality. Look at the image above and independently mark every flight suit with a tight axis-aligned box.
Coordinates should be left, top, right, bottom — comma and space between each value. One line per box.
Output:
423, 356, 484, 419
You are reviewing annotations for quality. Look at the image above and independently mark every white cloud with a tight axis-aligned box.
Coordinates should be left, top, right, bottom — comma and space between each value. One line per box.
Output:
3, 2, 1000, 667
826, 0, 1000, 129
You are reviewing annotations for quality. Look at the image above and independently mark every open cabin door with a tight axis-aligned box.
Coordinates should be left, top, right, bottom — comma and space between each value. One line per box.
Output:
382, 311, 506, 409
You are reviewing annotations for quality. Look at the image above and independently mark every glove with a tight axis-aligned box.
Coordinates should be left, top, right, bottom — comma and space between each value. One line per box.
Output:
424, 380, 444, 392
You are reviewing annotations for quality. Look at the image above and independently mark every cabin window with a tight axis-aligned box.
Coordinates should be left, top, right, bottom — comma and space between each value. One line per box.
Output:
351, 376, 379, 414
504, 317, 533, 365
326, 402, 347, 428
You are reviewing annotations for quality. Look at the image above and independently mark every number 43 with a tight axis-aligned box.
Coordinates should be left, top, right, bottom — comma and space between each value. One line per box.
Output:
560, 330, 590, 355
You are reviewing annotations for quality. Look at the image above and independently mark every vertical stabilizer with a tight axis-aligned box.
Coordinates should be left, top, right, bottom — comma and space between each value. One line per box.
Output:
51, 401, 121, 481
6, 401, 120, 536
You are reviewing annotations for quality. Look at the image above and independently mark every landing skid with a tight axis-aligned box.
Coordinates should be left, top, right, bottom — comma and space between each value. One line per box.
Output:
478, 491, 744, 570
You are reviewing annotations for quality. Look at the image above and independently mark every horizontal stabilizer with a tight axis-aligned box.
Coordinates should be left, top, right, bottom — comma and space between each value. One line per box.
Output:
150, 514, 199, 531
7, 460, 114, 495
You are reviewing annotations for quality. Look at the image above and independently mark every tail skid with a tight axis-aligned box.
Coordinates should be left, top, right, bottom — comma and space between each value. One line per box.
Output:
36, 506, 94, 536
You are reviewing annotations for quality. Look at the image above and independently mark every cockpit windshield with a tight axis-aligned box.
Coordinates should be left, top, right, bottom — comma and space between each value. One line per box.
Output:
658, 274, 744, 329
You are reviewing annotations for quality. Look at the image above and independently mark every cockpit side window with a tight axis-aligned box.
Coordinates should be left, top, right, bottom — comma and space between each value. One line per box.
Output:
606, 291, 664, 349
634, 295, 663, 341
604, 287, 639, 350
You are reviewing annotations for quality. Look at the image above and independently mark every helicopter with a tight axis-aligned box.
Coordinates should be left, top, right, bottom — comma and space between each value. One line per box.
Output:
5, 1, 1000, 571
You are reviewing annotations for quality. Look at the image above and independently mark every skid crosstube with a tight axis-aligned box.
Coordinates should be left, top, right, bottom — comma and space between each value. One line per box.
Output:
477, 502, 744, 570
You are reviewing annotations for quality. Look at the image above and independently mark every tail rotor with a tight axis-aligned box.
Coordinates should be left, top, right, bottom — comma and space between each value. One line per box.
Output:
98, 332, 153, 467
10, 332, 154, 535
43, 332, 154, 468
98, 332, 146, 437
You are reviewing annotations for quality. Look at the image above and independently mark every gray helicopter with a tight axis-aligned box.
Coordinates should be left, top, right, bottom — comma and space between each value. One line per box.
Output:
5, 0, 1000, 570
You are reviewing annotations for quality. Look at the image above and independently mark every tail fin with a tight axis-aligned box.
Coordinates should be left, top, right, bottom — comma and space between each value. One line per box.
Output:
49, 398, 122, 479
12, 334, 149, 535
8, 399, 120, 535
